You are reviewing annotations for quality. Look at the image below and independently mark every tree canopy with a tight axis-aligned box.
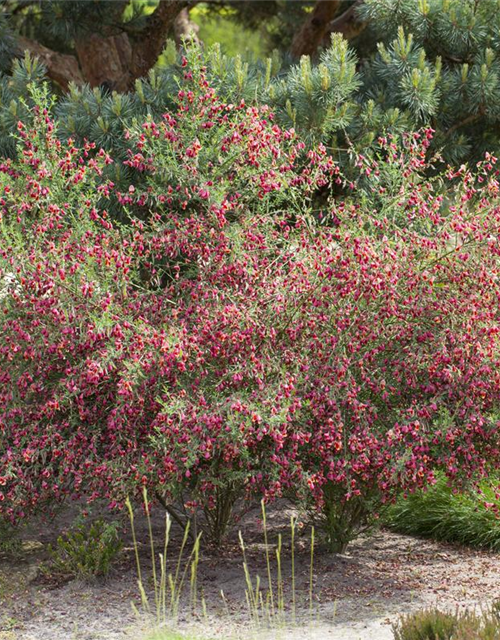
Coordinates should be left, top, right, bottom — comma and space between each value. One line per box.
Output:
1, 1, 500, 169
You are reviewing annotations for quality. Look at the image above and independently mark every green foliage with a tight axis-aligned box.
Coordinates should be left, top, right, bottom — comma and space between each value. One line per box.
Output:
45, 518, 123, 581
0, 0, 312, 64
393, 605, 500, 640
268, 34, 360, 140
0, 53, 47, 157
6, 1, 134, 52
197, 0, 315, 55
0, 37, 360, 182
358, 0, 500, 164
189, 4, 266, 59
0, 14, 17, 75
385, 475, 500, 551
368, 27, 442, 122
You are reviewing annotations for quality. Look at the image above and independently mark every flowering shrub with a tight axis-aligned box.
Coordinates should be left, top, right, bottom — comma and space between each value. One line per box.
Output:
2, 66, 500, 551
0, 72, 336, 544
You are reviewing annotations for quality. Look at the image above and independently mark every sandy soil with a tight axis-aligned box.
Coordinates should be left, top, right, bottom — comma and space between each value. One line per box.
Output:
1, 502, 499, 640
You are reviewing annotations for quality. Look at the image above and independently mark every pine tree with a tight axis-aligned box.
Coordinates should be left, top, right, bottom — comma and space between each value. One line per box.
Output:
2, 0, 500, 172
1, 0, 188, 90
357, 0, 500, 164
0, 1, 322, 90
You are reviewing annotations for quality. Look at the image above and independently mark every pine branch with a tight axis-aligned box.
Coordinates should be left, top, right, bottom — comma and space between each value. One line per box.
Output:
290, 0, 341, 59
9, 0, 39, 16
16, 36, 84, 90
445, 112, 482, 136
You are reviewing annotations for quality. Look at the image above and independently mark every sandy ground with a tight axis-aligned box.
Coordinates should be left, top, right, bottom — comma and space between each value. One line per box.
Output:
1, 502, 500, 640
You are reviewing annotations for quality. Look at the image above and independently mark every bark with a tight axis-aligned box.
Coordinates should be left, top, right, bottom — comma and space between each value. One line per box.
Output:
290, 0, 341, 59
74, 32, 132, 92
76, 0, 190, 91
322, 0, 366, 46
16, 36, 84, 90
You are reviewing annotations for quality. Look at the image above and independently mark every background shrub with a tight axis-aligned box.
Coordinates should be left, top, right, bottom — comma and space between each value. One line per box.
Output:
4, 1, 500, 172
385, 474, 500, 551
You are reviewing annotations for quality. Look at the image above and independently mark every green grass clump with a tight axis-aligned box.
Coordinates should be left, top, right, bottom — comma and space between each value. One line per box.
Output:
385, 475, 500, 551
130, 491, 316, 633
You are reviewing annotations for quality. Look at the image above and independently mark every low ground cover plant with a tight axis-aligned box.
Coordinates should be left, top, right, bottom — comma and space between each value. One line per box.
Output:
0, 515, 21, 556
393, 609, 457, 640
393, 605, 500, 640
44, 517, 123, 581
2, 57, 500, 552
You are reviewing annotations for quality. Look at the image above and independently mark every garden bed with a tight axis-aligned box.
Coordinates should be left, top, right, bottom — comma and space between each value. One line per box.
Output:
2, 503, 500, 640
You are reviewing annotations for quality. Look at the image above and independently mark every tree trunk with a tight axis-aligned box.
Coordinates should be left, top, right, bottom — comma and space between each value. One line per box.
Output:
128, 0, 188, 87
74, 32, 132, 92
16, 0, 188, 92
290, 0, 340, 59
